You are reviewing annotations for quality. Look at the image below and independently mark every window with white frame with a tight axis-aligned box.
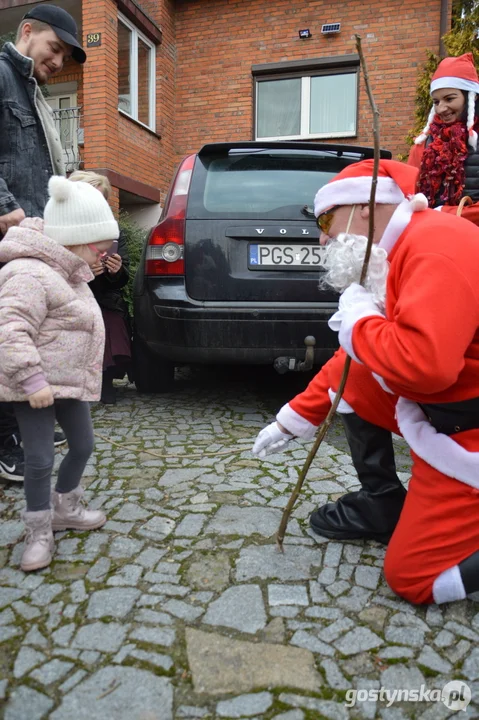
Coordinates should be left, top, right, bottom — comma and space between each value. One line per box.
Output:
118, 12, 156, 130
254, 58, 358, 141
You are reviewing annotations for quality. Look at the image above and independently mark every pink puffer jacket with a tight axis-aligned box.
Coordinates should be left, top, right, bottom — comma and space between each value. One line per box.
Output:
0, 218, 105, 402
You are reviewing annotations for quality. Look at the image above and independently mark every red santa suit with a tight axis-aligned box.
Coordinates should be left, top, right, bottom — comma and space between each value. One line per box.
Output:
276, 160, 479, 605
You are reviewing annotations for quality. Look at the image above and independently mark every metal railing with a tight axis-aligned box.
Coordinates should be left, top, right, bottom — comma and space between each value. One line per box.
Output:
51, 106, 83, 172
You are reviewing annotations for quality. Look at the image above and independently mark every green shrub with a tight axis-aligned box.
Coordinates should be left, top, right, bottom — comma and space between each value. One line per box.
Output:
118, 210, 148, 316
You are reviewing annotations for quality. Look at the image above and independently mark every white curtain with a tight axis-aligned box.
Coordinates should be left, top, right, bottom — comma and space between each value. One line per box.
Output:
257, 78, 301, 138
310, 73, 357, 135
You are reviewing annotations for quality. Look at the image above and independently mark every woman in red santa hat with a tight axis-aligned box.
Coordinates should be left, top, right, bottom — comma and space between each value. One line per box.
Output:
253, 158, 479, 606
408, 52, 479, 224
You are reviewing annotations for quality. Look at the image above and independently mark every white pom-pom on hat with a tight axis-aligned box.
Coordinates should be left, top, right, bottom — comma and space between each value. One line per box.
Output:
48, 175, 74, 202
409, 193, 429, 211
44, 176, 119, 246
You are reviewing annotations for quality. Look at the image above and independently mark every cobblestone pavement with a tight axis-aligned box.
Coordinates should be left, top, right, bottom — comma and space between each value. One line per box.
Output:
0, 367, 478, 720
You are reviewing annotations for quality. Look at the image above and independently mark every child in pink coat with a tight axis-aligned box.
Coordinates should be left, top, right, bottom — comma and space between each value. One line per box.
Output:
0, 176, 119, 571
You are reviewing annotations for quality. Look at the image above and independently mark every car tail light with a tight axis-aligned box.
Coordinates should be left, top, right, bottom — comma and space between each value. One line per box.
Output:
145, 154, 195, 276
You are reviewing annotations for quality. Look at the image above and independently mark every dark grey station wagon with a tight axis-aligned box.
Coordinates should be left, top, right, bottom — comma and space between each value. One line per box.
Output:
132, 141, 391, 392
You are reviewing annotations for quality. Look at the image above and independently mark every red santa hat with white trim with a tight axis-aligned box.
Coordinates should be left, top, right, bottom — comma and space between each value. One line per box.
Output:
314, 159, 427, 218
414, 53, 479, 150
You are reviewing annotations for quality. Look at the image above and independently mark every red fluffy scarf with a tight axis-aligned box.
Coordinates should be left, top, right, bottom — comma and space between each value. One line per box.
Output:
417, 118, 469, 207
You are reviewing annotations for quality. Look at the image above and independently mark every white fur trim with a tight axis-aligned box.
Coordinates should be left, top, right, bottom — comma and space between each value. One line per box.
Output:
337, 306, 384, 364
396, 397, 479, 489
276, 403, 317, 440
314, 177, 405, 217
432, 565, 466, 604
414, 132, 428, 145
328, 388, 355, 413
378, 199, 414, 255
431, 76, 479, 94
469, 129, 478, 151
372, 372, 394, 394
409, 193, 428, 212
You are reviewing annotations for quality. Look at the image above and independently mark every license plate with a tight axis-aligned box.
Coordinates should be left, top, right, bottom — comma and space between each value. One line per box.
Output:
249, 243, 325, 269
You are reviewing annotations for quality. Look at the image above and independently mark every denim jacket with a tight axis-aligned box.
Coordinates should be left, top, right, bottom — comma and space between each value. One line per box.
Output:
0, 43, 64, 219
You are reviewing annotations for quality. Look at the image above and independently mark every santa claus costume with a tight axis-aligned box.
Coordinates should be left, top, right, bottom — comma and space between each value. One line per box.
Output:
408, 52, 479, 225
255, 159, 479, 605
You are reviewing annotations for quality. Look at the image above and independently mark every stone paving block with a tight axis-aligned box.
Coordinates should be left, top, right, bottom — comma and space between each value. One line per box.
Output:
86, 587, 140, 619
216, 691, 273, 717
0, 608, 15, 625
290, 630, 335, 657
334, 627, 384, 656
278, 693, 349, 720
4, 685, 54, 720
72, 622, 127, 653
50, 666, 173, 720
203, 585, 267, 633
30, 658, 74, 685
137, 515, 176, 540
23, 626, 48, 647
175, 513, 207, 537
163, 599, 204, 621
13, 647, 46, 679
268, 584, 309, 607
206, 505, 282, 537
236, 545, 322, 581
0, 587, 26, 608
186, 628, 322, 694
129, 626, 176, 647
107, 536, 144, 559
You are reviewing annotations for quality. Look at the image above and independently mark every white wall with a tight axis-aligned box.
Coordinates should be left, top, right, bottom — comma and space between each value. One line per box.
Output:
122, 203, 162, 230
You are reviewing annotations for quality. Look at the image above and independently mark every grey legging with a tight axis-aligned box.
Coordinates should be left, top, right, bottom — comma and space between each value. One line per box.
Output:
13, 400, 94, 512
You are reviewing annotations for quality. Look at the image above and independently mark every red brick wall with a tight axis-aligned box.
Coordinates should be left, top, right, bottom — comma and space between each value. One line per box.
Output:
174, 0, 449, 162
51, 0, 450, 207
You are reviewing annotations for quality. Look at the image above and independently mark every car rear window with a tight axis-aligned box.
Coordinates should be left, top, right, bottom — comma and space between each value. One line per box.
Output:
187, 149, 362, 220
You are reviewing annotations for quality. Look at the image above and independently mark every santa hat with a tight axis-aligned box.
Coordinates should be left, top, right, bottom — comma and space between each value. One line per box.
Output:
414, 53, 479, 150
314, 159, 426, 218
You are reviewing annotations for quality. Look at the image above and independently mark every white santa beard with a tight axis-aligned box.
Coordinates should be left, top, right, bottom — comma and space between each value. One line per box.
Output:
320, 233, 389, 309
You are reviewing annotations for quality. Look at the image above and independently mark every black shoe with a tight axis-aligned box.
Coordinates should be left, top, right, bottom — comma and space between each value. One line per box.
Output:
54, 431, 67, 447
0, 435, 24, 482
309, 413, 407, 545
100, 370, 117, 405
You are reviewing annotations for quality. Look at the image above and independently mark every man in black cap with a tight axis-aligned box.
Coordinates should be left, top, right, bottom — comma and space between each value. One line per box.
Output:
0, 5, 86, 481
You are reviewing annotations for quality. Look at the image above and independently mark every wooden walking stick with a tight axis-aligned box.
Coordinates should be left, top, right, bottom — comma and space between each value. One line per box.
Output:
276, 34, 381, 552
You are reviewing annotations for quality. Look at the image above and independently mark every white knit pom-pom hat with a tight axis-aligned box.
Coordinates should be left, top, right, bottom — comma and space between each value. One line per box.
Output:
43, 176, 119, 246
414, 52, 479, 150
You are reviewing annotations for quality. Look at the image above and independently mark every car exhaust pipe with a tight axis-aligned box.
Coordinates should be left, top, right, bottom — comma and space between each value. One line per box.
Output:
273, 335, 316, 374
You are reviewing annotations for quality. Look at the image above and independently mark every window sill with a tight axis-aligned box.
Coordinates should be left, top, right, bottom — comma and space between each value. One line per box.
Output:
118, 110, 161, 139
256, 131, 357, 141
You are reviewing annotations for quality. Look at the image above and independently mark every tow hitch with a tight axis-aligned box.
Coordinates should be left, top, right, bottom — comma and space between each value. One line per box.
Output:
273, 335, 316, 374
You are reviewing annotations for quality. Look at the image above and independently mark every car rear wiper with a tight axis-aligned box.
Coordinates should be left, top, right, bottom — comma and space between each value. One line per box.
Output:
301, 205, 315, 218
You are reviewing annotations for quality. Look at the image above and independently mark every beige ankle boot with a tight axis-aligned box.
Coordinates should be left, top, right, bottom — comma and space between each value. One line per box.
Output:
51, 487, 106, 531
21, 510, 54, 572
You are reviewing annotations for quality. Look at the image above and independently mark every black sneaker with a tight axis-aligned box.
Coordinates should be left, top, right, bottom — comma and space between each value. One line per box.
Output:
54, 431, 67, 447
0, 436, 24, 482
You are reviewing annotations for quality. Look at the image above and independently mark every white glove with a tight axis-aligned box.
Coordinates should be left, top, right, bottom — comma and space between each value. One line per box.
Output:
252, 421, 294, 458
328, 283, 384, 362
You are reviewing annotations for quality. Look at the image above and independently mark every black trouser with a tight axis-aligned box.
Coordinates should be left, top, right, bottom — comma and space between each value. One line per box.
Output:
0, 402, 20, 447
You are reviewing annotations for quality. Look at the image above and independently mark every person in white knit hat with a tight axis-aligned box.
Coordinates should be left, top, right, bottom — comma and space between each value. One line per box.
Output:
0, 176, 119, 572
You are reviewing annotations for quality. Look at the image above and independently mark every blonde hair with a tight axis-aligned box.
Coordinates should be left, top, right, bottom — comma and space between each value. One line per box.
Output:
69, 171, 112, 200
16, 18, 51, 43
